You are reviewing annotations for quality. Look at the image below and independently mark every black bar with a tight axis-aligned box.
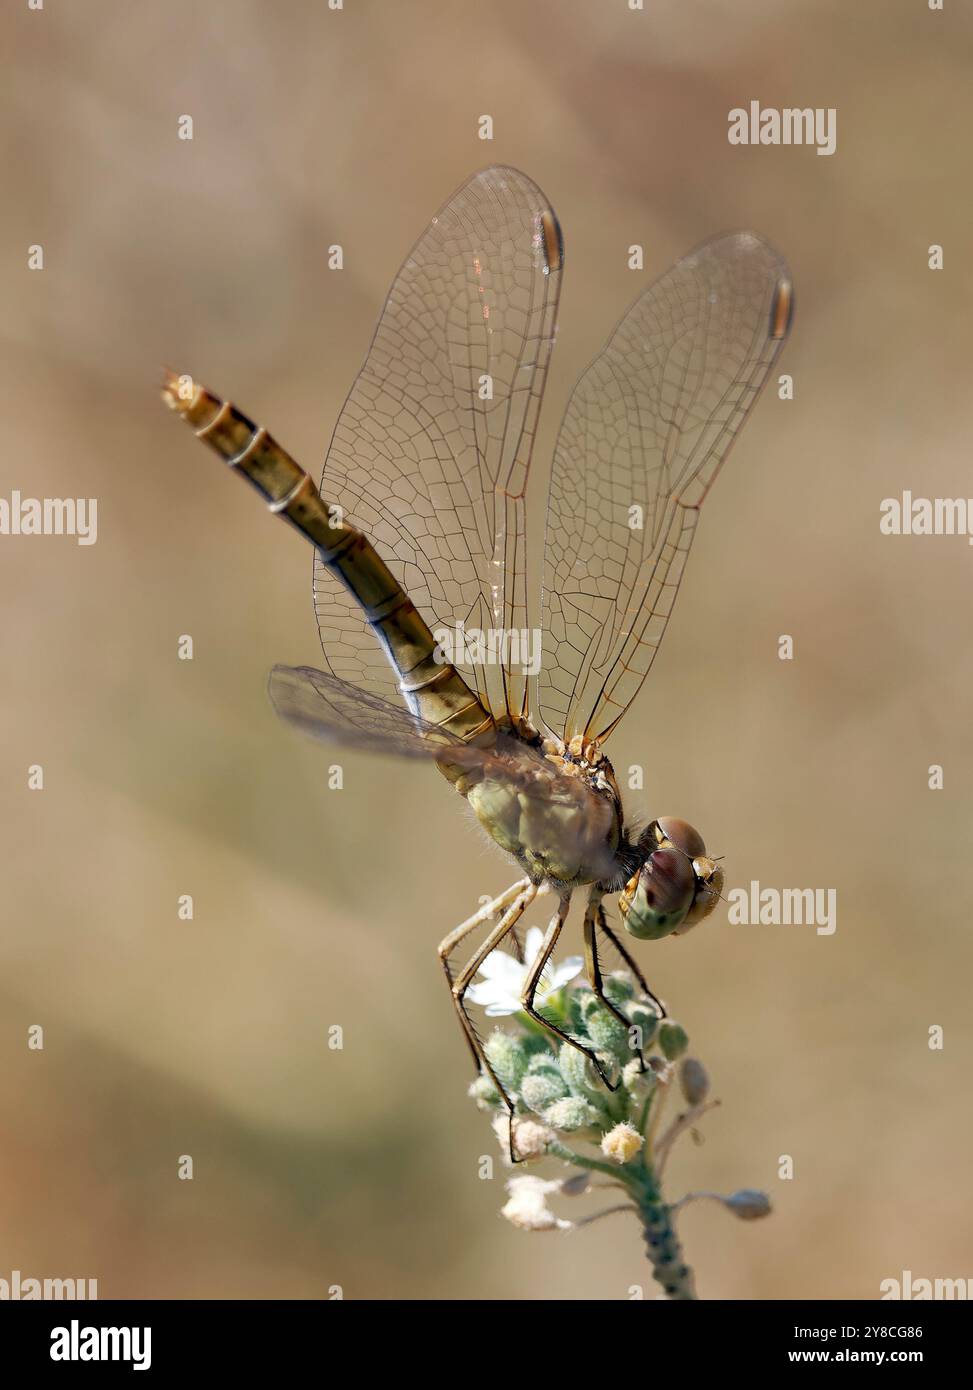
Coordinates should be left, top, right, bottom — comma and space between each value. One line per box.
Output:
1, 1298, 960, 1375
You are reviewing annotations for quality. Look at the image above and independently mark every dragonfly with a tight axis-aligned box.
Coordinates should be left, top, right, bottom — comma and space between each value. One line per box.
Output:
162, 166, 792, 1137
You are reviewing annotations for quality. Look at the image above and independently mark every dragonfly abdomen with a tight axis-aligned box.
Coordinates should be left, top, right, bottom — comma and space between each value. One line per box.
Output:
163, 373, 495, 750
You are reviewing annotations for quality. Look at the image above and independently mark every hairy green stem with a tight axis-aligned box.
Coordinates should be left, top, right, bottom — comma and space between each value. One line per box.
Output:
625, 1167, 697, 1300
546, 1138, 626, 1180
639, 1194, 696, 1299
550, 1124, 698, 1297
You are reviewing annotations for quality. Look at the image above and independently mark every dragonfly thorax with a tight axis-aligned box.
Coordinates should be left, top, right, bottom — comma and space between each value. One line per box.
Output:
453, 730, 626, 890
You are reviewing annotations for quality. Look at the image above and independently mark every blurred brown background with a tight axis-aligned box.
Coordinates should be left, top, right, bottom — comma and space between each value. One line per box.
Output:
2, 0, 971, 1300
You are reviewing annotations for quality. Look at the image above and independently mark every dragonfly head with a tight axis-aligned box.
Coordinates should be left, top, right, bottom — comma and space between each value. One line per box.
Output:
617, 817, 724, 941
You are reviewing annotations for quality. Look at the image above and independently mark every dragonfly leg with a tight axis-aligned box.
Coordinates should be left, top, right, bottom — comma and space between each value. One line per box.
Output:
438, 878, 531, 990
438, 877, 531, 1071
595, 900, 668, 1020
446, 882, 538, 1113
583, 902, 651, 1072
508, 921, 526, 965
521, 895, 619, 1093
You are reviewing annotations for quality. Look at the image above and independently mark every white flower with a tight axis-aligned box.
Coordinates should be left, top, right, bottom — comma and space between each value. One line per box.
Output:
466, 926, 583, 1016
501, 1176, 574, 1232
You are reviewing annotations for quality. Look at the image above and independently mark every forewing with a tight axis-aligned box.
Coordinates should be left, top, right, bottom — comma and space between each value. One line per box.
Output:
270, 665, 485, 762
314, 166, 563, 721
538, 232, 792, 743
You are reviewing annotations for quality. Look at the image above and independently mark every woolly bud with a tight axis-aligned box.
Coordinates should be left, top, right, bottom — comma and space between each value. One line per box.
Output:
521, 1061, 570, 1115
659, 1021, 689, 1061
602, 973, 635, 1006
622, 1057, 657, 1098
484, 1030, 529, 1092
492, 1113, 554, 1162
542, 1096, 604, 1132
580, 995, 629, 1055
601, 1121, 644, 1165
627, 1005, 660, 1051
468, 1074, 501, 1110
558, 1042, 612, 1106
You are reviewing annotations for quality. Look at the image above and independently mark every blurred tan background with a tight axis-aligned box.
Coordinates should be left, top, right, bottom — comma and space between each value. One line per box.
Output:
2, 0, 972, 1300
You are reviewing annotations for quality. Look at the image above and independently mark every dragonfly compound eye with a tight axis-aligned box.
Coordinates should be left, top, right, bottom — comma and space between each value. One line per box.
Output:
618, 847, 696, 940
653, 816, 706, 858
674, 858, 726, 935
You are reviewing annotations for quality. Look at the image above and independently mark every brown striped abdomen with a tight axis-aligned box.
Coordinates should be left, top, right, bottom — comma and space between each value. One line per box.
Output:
162, 372, 495, 750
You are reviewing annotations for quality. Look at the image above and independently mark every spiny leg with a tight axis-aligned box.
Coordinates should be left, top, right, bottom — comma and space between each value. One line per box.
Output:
521, 895, 618, 1093
450, 883, 539, 1118
439, 878, 530, 989
438, 878, 531, 1069
584, 902, 649, 1073
508, 923, 526, 965
596, 903, 668, 1020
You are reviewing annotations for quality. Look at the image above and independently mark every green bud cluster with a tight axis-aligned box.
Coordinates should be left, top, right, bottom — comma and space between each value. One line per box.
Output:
474, 970, 680, 1146
470, 967, 772, 1301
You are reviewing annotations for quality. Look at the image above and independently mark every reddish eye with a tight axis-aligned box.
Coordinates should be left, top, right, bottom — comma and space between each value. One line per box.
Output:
645, 848, 695, 910
654, 817, 706, 858
619, 847, 695, 941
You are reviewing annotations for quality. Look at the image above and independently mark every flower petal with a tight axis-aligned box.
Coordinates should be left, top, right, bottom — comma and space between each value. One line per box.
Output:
476, 951, 523, 984
548, 955, 584, 990
523, 926, 545, 961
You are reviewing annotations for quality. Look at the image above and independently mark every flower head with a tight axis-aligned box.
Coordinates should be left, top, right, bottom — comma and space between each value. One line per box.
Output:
466, 926, 583, 1016
501, 1176, 575, 1232
466, 958, 770, 1299
601, 1121, 644, 1165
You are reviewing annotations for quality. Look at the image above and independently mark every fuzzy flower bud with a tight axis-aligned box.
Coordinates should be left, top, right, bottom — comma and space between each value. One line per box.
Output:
484, 1030, 529, 1093
659, 1021, 689, 1061
579, 994, 630, 1055
520, 1060, 570, 1115
601, 1121, 644, 1165
622, 1057, 657, 1101
557, 1042, 613, 1108
602, 973, 635, 1006
542, 1096, 604, 1132
491, 1114, 555, 1162
626, 1005, 660, 1052
468, 1074, 501, 1110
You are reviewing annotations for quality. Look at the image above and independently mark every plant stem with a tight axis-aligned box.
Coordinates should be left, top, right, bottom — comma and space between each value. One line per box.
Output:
628, 1168, 697, 1300
546, 1138, 626, 1180
640, 1195, 696, 1299
655, 1098, 721, 1179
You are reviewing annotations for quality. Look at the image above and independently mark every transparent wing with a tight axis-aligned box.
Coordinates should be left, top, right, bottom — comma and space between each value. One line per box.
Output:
314, 165, 563, 723
539, 232, 792, 744
269, 665, 489, 762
